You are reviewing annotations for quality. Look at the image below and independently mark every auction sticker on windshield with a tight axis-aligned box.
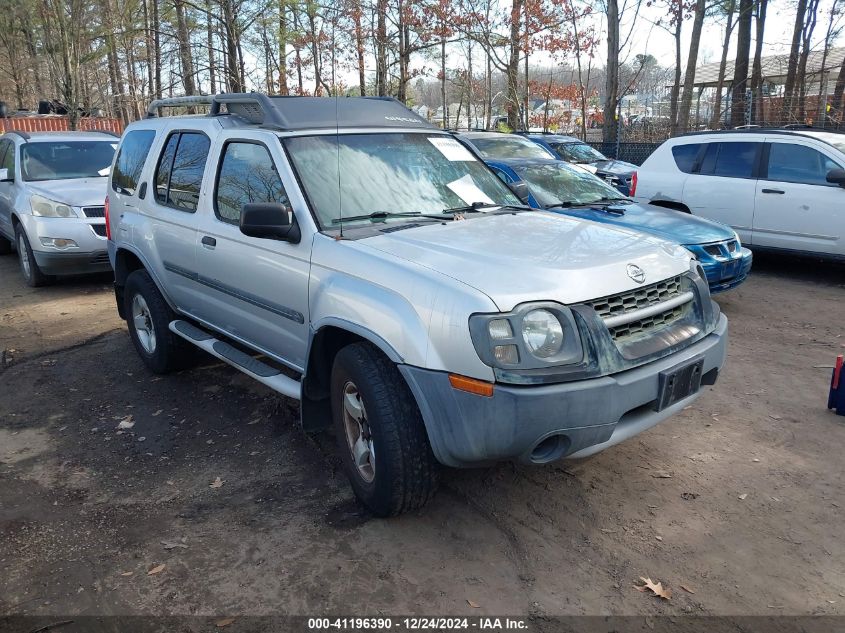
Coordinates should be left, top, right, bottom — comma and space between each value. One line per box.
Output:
447, 174, 494, 205
428, 137, 477, 161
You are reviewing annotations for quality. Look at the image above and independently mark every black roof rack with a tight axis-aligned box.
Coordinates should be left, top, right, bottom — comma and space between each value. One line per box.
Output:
146, 92, 435, 132
4, 129, 31, 140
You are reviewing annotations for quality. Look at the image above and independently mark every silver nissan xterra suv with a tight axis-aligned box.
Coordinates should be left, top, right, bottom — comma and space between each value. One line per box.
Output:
108, 93, 728, 516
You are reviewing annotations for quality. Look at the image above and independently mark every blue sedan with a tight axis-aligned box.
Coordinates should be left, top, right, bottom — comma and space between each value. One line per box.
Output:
487, 157, 753, 293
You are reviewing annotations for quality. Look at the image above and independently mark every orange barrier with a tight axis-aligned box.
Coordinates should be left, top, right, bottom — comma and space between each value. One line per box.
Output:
0, 117, 122, 134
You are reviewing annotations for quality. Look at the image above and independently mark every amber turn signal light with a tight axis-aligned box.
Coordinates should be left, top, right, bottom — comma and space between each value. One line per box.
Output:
448, 374, 494, 397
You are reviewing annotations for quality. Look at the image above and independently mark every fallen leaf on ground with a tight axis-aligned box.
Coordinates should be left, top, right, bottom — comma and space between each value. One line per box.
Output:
769, 414, 782, 420
651, 471, 673, 479
120, 571, 134, 577
210, 477, 224, 489
116, 415, 135, 430
655, 536, 663, 541
681, 492, 699, 500
680, 584, 695, 594
147, 564, 166, 576
636, 577, 672, 600
152, 409, 163, 417
161, 539, 188, 550
738, 493, 748, 500
216, 618, 236, 628
466, 600, 480, 608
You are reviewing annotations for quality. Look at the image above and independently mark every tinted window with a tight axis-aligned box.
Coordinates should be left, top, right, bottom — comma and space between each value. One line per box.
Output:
112, 130, 155, 195
514, 162, 623, 207
767, 143, 842, 186
0, 140, 13, 173
21, 141, 115, 181
215, 142, 288, 224
671, 143, 702, 173
699, 142, 759, 179
552, 142, 605, 163
155, 132, 210, 212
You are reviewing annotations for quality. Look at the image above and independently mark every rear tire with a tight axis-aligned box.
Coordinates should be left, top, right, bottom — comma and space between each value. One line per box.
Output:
15, 225, 52, 287
124, 269, 194, 374
330, 342, 439, 517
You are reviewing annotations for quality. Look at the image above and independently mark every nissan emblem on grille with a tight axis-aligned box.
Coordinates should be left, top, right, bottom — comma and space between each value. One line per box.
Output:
627, 264, 646, 284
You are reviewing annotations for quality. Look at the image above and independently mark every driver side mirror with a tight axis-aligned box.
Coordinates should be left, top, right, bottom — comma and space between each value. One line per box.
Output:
507, 181, 531, 205
826, 168, 845, 188
0, 168, 11, 182
240, 202, 301, 243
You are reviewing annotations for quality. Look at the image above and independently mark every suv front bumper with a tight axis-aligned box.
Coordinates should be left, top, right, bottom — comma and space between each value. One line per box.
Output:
400, 314, 727, 468
18, 214, 110, 275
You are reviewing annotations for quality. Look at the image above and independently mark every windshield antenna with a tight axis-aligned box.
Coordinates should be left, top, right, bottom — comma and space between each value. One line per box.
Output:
335, 95, 343, 238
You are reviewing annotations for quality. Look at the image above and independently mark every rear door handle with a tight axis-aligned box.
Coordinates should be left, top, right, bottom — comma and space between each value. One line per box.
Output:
201, 236, 216, 249
761, 188, 785, 194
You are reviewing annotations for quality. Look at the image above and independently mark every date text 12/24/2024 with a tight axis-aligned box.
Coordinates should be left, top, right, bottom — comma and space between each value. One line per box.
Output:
307, 617, 529, 630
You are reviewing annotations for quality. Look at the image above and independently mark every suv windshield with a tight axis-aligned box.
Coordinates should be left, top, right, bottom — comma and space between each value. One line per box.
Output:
21, 141, 116, 182
514, 162, 624, 207
284, 133, 522, 227
468, 136, 555, 160
552, 142, 606, 164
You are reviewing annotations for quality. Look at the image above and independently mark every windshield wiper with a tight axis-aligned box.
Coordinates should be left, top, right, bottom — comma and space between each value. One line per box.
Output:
442, 202, 534, 214
544, 197, 631, 213
330, 211, 443, 225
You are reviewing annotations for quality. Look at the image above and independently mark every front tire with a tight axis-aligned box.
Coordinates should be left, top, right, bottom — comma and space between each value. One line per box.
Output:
124, 269, 193, 374
15, 225, 53, 287
330, 342, 439, 517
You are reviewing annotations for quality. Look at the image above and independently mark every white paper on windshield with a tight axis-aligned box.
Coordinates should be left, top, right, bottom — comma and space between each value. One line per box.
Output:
428, 137, 477, 162
98, 167, 111, 176
447, 174, 494, 205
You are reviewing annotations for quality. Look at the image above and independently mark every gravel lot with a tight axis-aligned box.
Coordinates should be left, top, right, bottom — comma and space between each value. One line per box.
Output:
1, 251, 844, 621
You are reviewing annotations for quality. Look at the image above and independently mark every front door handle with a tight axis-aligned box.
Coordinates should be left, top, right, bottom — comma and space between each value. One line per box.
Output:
201, 236, 216, 249
761, 188, 785, 194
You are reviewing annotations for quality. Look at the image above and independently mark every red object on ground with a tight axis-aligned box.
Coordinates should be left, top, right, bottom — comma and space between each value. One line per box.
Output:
834, 355, 843, 390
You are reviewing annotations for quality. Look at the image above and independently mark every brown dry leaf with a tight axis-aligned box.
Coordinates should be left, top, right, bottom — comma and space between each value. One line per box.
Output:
147, 563, 166, 576
216, 617, 236, 628
636, 577, 672, 600
651, 471, 673, 479
467, 600, 481, 608
680, 584, 696, 594
210, 477, 224, 489
120, 571, 134, 577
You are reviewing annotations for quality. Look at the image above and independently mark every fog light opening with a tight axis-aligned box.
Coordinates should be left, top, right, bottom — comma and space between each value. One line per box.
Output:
530, 434, 569, 464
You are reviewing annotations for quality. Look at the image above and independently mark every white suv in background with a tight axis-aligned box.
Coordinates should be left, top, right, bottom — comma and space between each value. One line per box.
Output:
634, 130, 845, 260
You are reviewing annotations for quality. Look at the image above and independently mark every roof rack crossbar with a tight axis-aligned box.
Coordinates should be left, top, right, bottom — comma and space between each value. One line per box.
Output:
146, 95, 215, 118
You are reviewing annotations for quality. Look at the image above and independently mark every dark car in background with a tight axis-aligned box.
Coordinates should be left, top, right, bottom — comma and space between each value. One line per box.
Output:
522, 133, 638, 196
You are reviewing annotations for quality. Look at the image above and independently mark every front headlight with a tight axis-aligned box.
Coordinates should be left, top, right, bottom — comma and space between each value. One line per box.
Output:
30, 194, 77, 218
521, 309, 564, 358
469, 303, 583, 370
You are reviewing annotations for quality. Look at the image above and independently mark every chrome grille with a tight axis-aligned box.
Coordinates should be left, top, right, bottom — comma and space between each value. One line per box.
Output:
609, 303, 688, 340
586, 275, 691, 343
83, 206, 106, 218
588, 276, 684, 320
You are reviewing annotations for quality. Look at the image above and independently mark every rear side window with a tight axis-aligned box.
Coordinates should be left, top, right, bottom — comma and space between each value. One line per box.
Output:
767, 143, 842, 186
154, 132, 210, 212
215, 141, 289, 224
112, 130, 155, 195
0, 139, 15, 173
671, 143, 702, 173
699, 142, 760, 179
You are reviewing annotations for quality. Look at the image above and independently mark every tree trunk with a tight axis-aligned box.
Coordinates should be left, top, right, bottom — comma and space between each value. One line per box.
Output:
603, 0, 619, 142
507, 0, 523, 131
207, 0, 216, 94
796, 0, 820, 121
669, 16, 682, 134
221, 0, 242, 92
782, 0, 808, 121
375, 0, 387, 96
143, 0, 155, 101
710, 0, 736, 128
729, 0, 753, 128
278, 0, 288, 94
353, 0, 365, 96
174, 0, 196, 96
833, 56, 845, 127
678, 0, 705, 131
153, 0, 162, 99
749, 0, 767, 124
441, 35, 448, 127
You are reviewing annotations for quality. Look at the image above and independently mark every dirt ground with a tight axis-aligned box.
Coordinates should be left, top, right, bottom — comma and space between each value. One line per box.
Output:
1, 250, 844, 621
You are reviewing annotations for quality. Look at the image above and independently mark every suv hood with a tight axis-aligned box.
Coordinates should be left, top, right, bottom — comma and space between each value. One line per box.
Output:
362, 211, 691, 311
27, 178, 109, 208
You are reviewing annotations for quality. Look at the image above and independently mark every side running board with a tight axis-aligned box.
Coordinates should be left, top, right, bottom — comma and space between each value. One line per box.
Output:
169, 320, 301, 400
